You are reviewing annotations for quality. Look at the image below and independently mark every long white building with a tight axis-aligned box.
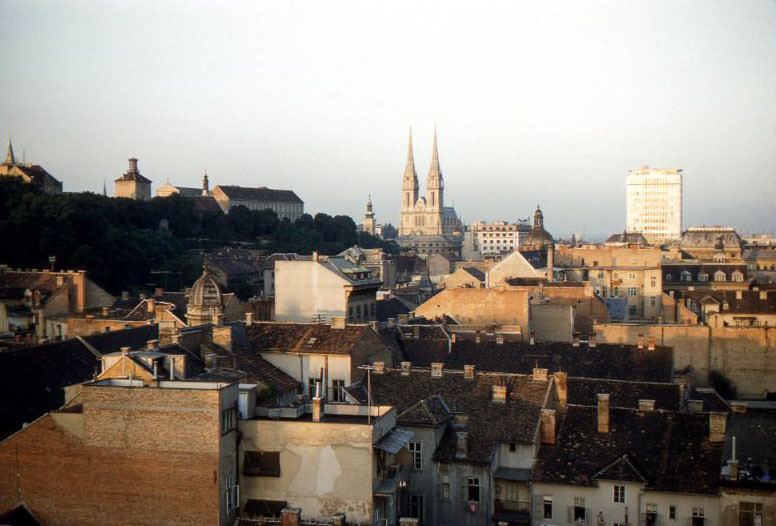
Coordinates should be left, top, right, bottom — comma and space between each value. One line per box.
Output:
626, 166, 683, 244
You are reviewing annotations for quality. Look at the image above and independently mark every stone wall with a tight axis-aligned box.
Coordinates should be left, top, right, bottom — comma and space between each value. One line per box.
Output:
415, 288, 530, 328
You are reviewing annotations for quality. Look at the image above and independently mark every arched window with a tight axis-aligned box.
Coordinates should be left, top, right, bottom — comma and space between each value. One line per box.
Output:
680, 271, 692, 282
665, 274, 672, 282
714, 270, 727, 282
732, 271, 744, 282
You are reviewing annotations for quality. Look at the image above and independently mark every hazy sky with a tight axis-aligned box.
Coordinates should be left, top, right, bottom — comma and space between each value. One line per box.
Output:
1, 0, 774, 239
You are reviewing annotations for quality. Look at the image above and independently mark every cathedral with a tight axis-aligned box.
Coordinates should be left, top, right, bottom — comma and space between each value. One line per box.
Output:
398, 130, 462, 257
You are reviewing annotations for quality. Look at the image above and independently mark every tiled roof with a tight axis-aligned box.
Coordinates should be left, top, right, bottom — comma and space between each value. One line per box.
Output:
216, 185, 303, 204
246, 322, 381, 355
376, 297, 411, 322
568, 377, 680, 410
0, 271, 64, 301
397, 394, 451, 426
13, 164, 62, 189
192, 196, 222, 213
365, 368, 551, 464
723, 409, 776, 484
534, 407, 723, 494
520, 250, 548, 269
682, 289, 776, 315
397, 335, 673, 383
115, 171, 151, 183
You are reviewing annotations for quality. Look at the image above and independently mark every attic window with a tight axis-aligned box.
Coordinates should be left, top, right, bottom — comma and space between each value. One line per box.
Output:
243, 451, 280, 477
307, 337, 317, 346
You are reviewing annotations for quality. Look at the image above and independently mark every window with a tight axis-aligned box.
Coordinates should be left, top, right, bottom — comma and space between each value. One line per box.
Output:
331, 379, 345, 402
613, 485, 626, 503
669, 506, 676, 520
739, 502, 763, 526
509, 442, 516, 452
221, 406, 237, 434
650, 297, 657, 307
308, 377, 318, 398
646, 504, 658, 526
225, 473, 239, 511
467, 477, 480, 502
243, 451, 280, 477
714, 271, 727, 282
650, 276, 657, 288
628, 287, 638, 297
665, 274, 672, 282
698, 272, 708, 282
732, 271, 744, 282
543, 496, 553, 519
680, 271, 692, 282
629, 306, 637, 316
574, 497, 586, 522
692, 507, 705, 526
409, 441, 423, 470
440, 482, 450, 500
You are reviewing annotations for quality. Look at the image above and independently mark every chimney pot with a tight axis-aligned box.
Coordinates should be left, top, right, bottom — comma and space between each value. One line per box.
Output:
597, 393, 610, 433
464, 364, 475, 379
430, 362, 443, 377
532, 367, 548, 382
373, 361, 385, 374
647, 336, 655, 351
245, 312, 254, 326
637, 333, 644, 349
400, 361, 411, 376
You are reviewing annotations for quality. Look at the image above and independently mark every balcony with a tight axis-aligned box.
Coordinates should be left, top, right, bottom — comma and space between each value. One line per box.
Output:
493, 499, 530, 525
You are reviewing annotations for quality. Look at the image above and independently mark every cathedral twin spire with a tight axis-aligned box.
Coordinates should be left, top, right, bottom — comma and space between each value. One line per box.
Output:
402, 128, 444, 208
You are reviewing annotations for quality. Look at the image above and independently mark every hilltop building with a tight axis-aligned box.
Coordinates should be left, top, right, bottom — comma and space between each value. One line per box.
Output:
398, 130, 463, 258
626, 166, 683, 244
211, 185, 304, 221
156, 173, 209, 197
0, 138, 62, 194
114, 157, 151, 200
360, 194, 379, 236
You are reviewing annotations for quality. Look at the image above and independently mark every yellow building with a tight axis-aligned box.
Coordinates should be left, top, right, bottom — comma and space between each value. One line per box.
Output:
114, 157, 151, 200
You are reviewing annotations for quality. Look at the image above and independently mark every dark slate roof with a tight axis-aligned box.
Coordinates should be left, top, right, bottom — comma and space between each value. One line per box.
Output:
533, 407, 723, 494
364, 368, 550, 464
0, 504, 41, 526
520, 250, 548, 269
376, 297, 411, 323
687, 387, 731, 413
192, 195, 222, 213
723, 409, 776, 485
246, 322, 382, 355
201, 341, 299, 392
605, 232, 649, 246
397, 394, 451, 426
13, 164, 62, 189
0, 270, 63, 301
462, 266, 486, 282
662, 263, 748, 283
398, 335, 673, 383
216, 185, 303, 204
681, 228, 742, 250
115, 170, 151, 183
568, 378, 681, 411
0, 324, 158, 439
683, 289, 776, 315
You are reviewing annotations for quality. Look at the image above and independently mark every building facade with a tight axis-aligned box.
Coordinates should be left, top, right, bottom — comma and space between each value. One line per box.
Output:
114, 157, 152, 200
626, 166, 683, 244
464, 220, 532, 261
211, 185, 304, 221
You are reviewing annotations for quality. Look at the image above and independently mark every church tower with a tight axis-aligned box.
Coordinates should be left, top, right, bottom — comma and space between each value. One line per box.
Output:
401, 129, 419, 211
426, 129, 444, 212
362, 194, 376, 235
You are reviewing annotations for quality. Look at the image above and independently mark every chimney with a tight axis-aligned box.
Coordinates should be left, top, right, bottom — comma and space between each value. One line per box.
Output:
431, 362, 443, 377
597, 393, 610, 433
312, 251, 319, 262
731, 402, 748, 413
386, 317, 395, 327
75, 270, 87, 313
400, 361, 411, 375
312, 396, 324, 423
647, 336, 655, 351
532, 367, 548, 382
146, 339, 159, 350
168, 356, 175, 379
657, 315, 664, 325
121, 346, 131, 355
588, 332, 596, 348
464, 364, 475, 379
147, 298, 156, 314
709, 412, 727, 443
572, 333, 580, 347
330, 316, 346, 329
154, 287, 164, 298
128, 157, 138, 173
529, 329, 535, 345
540, 408, 556, 445
496, 334, 504, 345
637, 333, 644, 349
101, 306, 110, 317
281, 508, 301, 526
638, 399, 655, 412
451, 332, 457, 343
121, 291, 130, 301
547, 244, 554, 282
373, 361, 385, 374
56, 275, 65, 287
245, 312, 254, 326
202, 173, 209, 196
455, 431, 468, 459
554, 371, 568, 408
492, 384, 507, 404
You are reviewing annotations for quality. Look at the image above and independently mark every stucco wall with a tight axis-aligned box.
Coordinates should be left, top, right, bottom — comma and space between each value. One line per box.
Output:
416, 288, 530, 328
275, 261, 347, 322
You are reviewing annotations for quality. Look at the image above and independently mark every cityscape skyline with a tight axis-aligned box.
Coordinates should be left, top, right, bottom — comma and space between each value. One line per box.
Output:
1, 0, 774, 238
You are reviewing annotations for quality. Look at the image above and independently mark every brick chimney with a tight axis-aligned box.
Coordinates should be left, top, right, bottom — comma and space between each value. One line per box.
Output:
147, 298, 156, 314
554, 371, 568, 408
541, 408, 556, 445
431, 362, 443, 377
455, 431, 468, 459
492, 384, 507, 404
401, 361, 411, 375
532, 367, 548, 382
547, 244, 554, 282
312, 396, 324, 423
464, 364, 475, 379
597, 393, 610, 433
330, 316, 346, 329
281, 507, 301, 526
709, 412, 727, 443
74, 270, 87, 313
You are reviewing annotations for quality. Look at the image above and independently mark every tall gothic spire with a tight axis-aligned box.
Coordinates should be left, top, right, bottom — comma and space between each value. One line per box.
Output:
427, 127, 442, 184
403, 128, 417, 182
5, 136, 15, 165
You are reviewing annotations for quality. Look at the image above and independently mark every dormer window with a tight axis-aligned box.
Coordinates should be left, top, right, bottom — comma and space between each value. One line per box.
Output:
665, 274, 672, 282
722, 301, 730, 311
680, 271, 692, 282
714, 271, 727, 282
698, 272, 708, 282
732, 271, 744, 282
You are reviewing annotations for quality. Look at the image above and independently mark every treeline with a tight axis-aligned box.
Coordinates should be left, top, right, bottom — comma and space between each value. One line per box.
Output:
0, 179, 396, 294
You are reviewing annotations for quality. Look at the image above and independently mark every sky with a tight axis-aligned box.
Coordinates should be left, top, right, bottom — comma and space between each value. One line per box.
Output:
1, 0, 774, 239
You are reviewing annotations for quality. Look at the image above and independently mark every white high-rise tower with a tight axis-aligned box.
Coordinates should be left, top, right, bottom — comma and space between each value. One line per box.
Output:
626, 166, 683, 244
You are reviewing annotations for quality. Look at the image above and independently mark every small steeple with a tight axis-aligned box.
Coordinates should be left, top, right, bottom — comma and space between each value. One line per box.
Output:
5, 136, 15, 165
534, 205, 544, 229
427, 126, 442, 183
403, 128, 417, 182
202, 170, 209, 196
